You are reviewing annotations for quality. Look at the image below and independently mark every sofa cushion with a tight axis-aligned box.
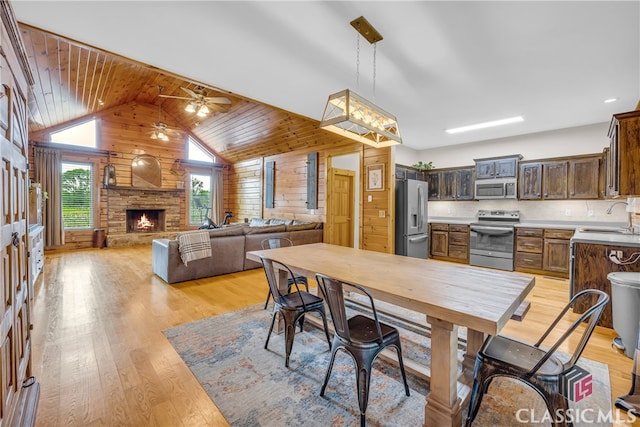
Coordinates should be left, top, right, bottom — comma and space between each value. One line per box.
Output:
249, 218, 270, 227
268, 218, 293, 226
245, 224, 286, 234
207, 226, 245, 237
285, 222, 318, 232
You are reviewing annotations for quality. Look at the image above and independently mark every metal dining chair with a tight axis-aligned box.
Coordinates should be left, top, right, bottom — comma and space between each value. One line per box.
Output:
465, 289, 609, 427
261, 256, 331, 367
261, 238, 309, 309
315, 273, 410, 427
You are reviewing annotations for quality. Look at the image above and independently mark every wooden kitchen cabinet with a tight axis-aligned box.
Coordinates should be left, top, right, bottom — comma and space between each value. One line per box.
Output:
542, 161, 568, 199
542, 229, 573, 273
515, 227, 572, 278
429, 223, 469, 263
519, 155, 602, 200
607, 110, 640, 197
475, 155, 520, 179
571, 242, 640, 328
427, 167, 474, 201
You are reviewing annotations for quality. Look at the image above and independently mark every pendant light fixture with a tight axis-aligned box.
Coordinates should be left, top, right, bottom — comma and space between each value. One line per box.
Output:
320, 16, 402, 147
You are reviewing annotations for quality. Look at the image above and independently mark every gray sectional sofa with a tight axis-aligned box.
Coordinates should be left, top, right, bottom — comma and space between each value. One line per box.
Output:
151, 219, 323, 284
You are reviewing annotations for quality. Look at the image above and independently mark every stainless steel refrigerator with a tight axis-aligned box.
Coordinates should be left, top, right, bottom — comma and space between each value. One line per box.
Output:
395, 178, 429, 258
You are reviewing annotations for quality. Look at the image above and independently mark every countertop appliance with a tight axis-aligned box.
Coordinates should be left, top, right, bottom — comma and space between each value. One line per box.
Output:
469, 210, 520, 271
395, 178, 428, 258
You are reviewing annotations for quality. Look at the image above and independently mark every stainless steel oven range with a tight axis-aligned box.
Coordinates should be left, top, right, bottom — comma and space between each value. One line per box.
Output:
469, 210, 520, 271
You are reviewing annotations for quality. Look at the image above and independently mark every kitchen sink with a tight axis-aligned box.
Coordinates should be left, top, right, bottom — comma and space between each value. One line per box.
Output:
577, 226, 632, 234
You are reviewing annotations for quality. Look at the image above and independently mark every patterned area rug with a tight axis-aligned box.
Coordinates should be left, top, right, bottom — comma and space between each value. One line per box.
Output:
164, 304, 612, 427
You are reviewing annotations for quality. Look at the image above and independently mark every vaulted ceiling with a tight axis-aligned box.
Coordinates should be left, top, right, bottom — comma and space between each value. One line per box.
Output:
13, 1, 640, 160
19, 23, 345, 164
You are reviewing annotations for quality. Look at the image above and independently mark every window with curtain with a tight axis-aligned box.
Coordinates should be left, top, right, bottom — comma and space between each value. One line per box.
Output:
61, 162, 94, 229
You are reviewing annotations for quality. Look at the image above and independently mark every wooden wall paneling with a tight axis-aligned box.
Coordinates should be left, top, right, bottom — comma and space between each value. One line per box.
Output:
362, 146, 393, 253
225, 158, 262, 222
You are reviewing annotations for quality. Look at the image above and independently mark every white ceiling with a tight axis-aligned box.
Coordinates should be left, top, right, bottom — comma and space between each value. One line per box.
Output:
12, 1, 640, 152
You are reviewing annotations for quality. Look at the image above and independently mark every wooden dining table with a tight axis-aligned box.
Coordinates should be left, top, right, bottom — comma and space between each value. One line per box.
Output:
246, 243, 535, 427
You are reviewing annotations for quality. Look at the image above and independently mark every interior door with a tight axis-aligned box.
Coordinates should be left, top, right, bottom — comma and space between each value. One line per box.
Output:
327, 168, 354, 247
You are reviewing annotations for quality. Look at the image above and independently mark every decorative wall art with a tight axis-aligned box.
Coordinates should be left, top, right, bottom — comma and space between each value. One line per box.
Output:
366, 164, 384, 191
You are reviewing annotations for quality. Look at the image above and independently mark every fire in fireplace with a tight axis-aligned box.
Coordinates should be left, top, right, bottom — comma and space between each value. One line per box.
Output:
126, 209, 165, 233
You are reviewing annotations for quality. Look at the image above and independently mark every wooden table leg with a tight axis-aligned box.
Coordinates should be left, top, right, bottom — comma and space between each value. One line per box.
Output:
425, 316, 462, 427
463, 329, 486, 375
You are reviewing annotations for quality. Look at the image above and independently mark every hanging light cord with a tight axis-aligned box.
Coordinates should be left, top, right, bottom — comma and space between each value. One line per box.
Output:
372, 42, 377, 99
356, 32, 360, 90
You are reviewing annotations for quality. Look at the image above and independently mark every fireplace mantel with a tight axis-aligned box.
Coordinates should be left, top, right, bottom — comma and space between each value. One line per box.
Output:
104, 185, 184, 193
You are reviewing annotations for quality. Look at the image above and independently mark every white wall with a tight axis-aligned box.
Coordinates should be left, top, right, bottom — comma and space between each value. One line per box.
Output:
330, 153, 360, 248
395, 122, 609, 169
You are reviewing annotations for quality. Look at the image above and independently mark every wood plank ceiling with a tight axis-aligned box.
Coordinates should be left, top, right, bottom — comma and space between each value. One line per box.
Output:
18, 23, 346, 164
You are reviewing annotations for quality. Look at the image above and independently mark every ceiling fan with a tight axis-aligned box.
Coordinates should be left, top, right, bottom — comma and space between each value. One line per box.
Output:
159, 86, 232, 117
150, 86, 183, 141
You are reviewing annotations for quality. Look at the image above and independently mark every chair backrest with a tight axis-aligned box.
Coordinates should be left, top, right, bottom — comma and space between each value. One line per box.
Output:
261, 237, 294, 250
316, 273, 384, 344
260, 256, 305, 305
528, 289, 609, 375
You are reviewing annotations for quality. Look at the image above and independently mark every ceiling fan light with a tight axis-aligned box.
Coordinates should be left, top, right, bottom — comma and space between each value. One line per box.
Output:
150, 132, 158, 140
197, 104, 210, 117
185, 102, 196, 113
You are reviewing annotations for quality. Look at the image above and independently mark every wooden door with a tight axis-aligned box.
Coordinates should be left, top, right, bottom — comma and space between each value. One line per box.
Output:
430, 230, 448, 257
327, 168, 354, 247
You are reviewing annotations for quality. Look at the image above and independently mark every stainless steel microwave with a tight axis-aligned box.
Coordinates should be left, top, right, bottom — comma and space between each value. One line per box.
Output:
474, 178, 517, 199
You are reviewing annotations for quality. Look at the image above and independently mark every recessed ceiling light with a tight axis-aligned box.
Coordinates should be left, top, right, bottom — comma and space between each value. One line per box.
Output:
604, 98, 618, 103
445, 116, 524, 134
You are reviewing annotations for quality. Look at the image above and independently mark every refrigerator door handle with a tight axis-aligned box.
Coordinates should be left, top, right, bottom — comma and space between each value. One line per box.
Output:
409, 235, 427, 243
417, 186, 424, 230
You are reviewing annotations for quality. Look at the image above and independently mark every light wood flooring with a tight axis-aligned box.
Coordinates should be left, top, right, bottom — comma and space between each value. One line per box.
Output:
31, 246, 638, 426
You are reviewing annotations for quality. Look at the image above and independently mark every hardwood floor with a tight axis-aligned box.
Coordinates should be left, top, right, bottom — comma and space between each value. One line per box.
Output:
32, 246, 638, 426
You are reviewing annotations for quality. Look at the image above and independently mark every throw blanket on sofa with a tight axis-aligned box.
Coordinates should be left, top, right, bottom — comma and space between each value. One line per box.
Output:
177, 231, 212, 266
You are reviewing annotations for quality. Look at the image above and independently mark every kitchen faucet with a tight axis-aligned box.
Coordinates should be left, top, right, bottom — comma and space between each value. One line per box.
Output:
606, 201, 632, 232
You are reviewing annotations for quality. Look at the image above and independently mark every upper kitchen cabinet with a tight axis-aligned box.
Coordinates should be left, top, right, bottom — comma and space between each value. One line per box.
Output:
474, 155, 521, 179
427, 167, 474, 200
608, 110, 640, 197
518, 155, 602, 200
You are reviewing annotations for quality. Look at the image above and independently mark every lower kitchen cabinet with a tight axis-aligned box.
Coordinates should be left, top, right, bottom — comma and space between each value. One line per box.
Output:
429, 223, 469, 263
515, 227, 572, 278
571, 242, 640, 328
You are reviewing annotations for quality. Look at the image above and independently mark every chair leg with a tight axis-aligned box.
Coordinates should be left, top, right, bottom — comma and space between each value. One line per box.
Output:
264, 311, 278, 349
394, 344, 410, 396
465, 369, 490, 426
263, 291, 272, 310
283, 312, 299, 368
319, 309, 332, 350
355, 357, 373, 427
320, 343, 339, 396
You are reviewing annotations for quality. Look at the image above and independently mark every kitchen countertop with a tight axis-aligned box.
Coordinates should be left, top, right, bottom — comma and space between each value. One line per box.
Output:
571, 229, 640, 247
428, 217, 627, 230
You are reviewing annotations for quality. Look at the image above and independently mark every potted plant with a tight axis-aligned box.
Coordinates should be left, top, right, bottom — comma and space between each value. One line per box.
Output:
412, 161, 434, 170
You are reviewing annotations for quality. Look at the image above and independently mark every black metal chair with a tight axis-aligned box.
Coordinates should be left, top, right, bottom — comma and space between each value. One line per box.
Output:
261, 238, 309, 309
261, 256, 331, 367
615, 321, 640, 417
316, 273, 410, 427
465, 289, 609, 427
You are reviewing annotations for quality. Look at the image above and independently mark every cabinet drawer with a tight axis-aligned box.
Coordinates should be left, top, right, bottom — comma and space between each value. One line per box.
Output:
544, 229, 574, 239
516, 236, 543, 253
448, 245, 468, 260
449, 224, 469, 233
431, 223, 449, 231
517, 227, 543, 237
449, 231, 468, 246
516, 252, 543, 269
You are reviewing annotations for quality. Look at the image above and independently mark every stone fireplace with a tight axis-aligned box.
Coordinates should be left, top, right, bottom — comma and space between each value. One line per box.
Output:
105, 187, 183, 246
126, 209, 165, 233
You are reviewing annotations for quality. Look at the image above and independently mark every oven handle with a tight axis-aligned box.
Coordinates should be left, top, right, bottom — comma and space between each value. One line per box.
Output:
470, 225, 514, 236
